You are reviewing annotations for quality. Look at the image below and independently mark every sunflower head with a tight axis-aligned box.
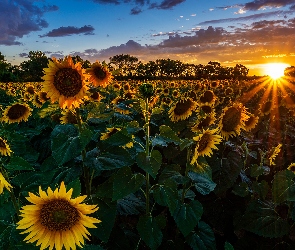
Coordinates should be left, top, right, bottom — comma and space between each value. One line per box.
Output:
199, 90, 216, 104
168, 97, 197, 122
60, 109, 78, 124
17, 182, 101, 250
2, 103, 32, 124
138, 83, 155, 99
287, 163, 295, 173
0, 172, 12, 194
0, 137, 12, 156
86, 61, 113, 88
191, 113, 215, 132
191, 129, 222, 164
42, 56, 88, 109
244, 114, 259, 131
218, 102, 248, 140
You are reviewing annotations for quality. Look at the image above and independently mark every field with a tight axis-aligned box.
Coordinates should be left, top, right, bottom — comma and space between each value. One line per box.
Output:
1, 67, 295, 249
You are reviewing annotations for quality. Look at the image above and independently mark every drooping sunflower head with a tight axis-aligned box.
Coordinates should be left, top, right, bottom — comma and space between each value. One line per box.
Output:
190, 129, 222, 164
42, 56, 88, 109
60, 109, 78, 124
0, 137, 12, 156
259, 100, 273, 116
0, 172, 12, 194
168, 97, 197, 122
38, 91, 50, 103
86, 61, 113, 88
244, 114, 259, 131
32, 94, 44, 108
218, 102, 249, 140
17, 181, 101, 250
191, 112, 216, 132
2, 103, 32, 124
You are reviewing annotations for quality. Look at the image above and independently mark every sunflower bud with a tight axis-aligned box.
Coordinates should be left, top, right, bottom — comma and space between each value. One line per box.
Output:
139, 83, 154, 99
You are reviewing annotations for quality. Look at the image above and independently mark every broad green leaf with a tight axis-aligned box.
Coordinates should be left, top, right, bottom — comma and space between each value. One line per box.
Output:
250, 164, 268, 177
210, 152, 243, 196
96, 176, 114, 198
90, 198, 117, 242
5, 156, 34, 171
79, 127, 93, 149
86, 147, 134, 171
159, 164, 188, 185
272, 170, 295, 203
83, 245, 105, 250
173, 200, 203, 237
179, 138, 194, 151
252, 180, 269, 200
232, 182, 249, 197
224, 241, 234, 250
113, 166, 145, 200
237, 200, 289, 238
186, 221, 216, 250
102, 128, 132, 147
136, 150, 162, 178
137, 215, 163, 250
67, 178, 81, 198
188, 171, 216, 195
153, 179, 179, 213
51, 124, 82, 165
117, 193, 145, 215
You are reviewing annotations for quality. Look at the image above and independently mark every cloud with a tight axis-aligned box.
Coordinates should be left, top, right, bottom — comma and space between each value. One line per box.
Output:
40, 25, 95, 37
242, 0, 294, 11
198, 10, 292, 25
0, 0, 58, 45
149, 0, 186, 10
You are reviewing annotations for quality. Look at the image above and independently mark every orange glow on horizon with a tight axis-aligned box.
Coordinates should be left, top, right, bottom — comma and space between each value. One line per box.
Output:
262, 63, 290, 80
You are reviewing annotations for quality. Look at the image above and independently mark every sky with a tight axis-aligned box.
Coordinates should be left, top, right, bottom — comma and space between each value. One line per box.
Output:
1, 0, 295, 75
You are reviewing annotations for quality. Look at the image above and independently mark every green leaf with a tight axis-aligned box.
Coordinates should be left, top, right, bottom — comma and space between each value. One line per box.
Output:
117, 193, 145, 215
272, 170, 295, 203
79, 127, 93, 149
91, 198, 117, 242
237, 200, 289, 238
136, 150, 162, 178
51, 124, 82, 165
102, 128, 132, 147
186, 221, 216, 250
173, 200, 203, 237
152, 125, 181, 147
137, 215, 163, 250
113, 166, 145, 200
5, 156, 34, 171
86, 147, 134, 171
210, 152, 243, 196
153, 179, 179, 213
224, 241, 234, 250
188, 171, 216, 195
159, 164, 188, 185
250, 164, 268, 177
179, 138, 194, 151
252, 180, 269, 200
67, 179, 81, 198
232, 182, 249, 197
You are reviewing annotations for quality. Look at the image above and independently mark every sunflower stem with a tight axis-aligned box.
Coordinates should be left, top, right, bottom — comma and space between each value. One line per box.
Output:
75, 108, 91, 196
182, 145, 192, 203
144, 97, 151, 215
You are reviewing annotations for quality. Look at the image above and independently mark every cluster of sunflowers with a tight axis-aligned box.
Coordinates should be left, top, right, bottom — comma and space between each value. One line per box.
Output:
1, 55, 295, 249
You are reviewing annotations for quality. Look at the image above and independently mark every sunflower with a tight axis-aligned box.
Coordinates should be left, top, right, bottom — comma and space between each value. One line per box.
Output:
100, 127, 121, 140
244, 114, 259, 131
191, 113, 216, 132
169, 97, 197, 122
2, 103, 32, 124
218, 102, 249, 140
88, 90, 102, 102
161, 97, 173, 107
86, 61, 113, 88
112, 81, 121, 91
0, 137, 13, 156
25, 84, 35, 95
287, 163, 295, 173
191, 129, 222, 164
199, 103, 214, 114
42, 56, 88, 109
17, 181, 101, 250
112, 97, 131, 114
60, 109, 78, 124
199, 90, 216, 105
38, 91, 51, 103
269, 143, 282, 166
259, 100, 273, 116
122, 82, 131, 93
0, 172, 12, 194
32, 94, 44, 108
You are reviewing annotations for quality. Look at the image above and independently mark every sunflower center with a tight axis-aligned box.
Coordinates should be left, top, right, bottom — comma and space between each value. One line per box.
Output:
54, 68, 82, 97
201, 105, 212, 114
245, 116, 254, 126
197, 116, 211, 130
90, 92, 100, 100
200, 91, 214, 103
0, 139, 5, 148
289, 165, 295, 172
174, 99, 194, 115
7, 104, 28, 120
222, 107, 241, 132
93, 66, 106, 80
198, 133, 211, 153
40, 199, 80, 231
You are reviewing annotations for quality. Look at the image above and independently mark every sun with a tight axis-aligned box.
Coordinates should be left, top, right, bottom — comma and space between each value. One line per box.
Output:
264, 63, 289, 80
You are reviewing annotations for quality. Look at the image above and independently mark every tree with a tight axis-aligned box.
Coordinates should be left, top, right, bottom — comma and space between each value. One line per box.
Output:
19, 51, 49, 82
284, 66, 295, 77
109, 54, 139, 78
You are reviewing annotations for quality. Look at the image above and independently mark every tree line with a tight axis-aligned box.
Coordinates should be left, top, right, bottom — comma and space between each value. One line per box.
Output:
0, 51, 252, 82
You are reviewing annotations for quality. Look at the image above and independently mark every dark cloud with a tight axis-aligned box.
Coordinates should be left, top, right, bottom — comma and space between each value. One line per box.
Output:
19, 53, 28, 58
243, 0, 294, 11
0, 0, 58, 45
40, 25, 95, 37
91, 0, 184, 12
198, 10, 292, 25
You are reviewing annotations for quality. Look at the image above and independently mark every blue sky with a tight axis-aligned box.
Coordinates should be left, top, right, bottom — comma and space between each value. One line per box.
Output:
1, 0, 295, 75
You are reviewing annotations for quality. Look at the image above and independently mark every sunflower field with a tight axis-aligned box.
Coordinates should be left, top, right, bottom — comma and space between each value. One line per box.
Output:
1, 56, 295, 250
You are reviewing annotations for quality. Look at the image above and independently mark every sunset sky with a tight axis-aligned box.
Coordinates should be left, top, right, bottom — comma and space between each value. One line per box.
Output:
1, 0, 295, 75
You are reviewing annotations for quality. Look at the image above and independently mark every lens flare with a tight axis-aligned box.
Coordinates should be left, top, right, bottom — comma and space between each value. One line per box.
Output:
263, 63, 289, 80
